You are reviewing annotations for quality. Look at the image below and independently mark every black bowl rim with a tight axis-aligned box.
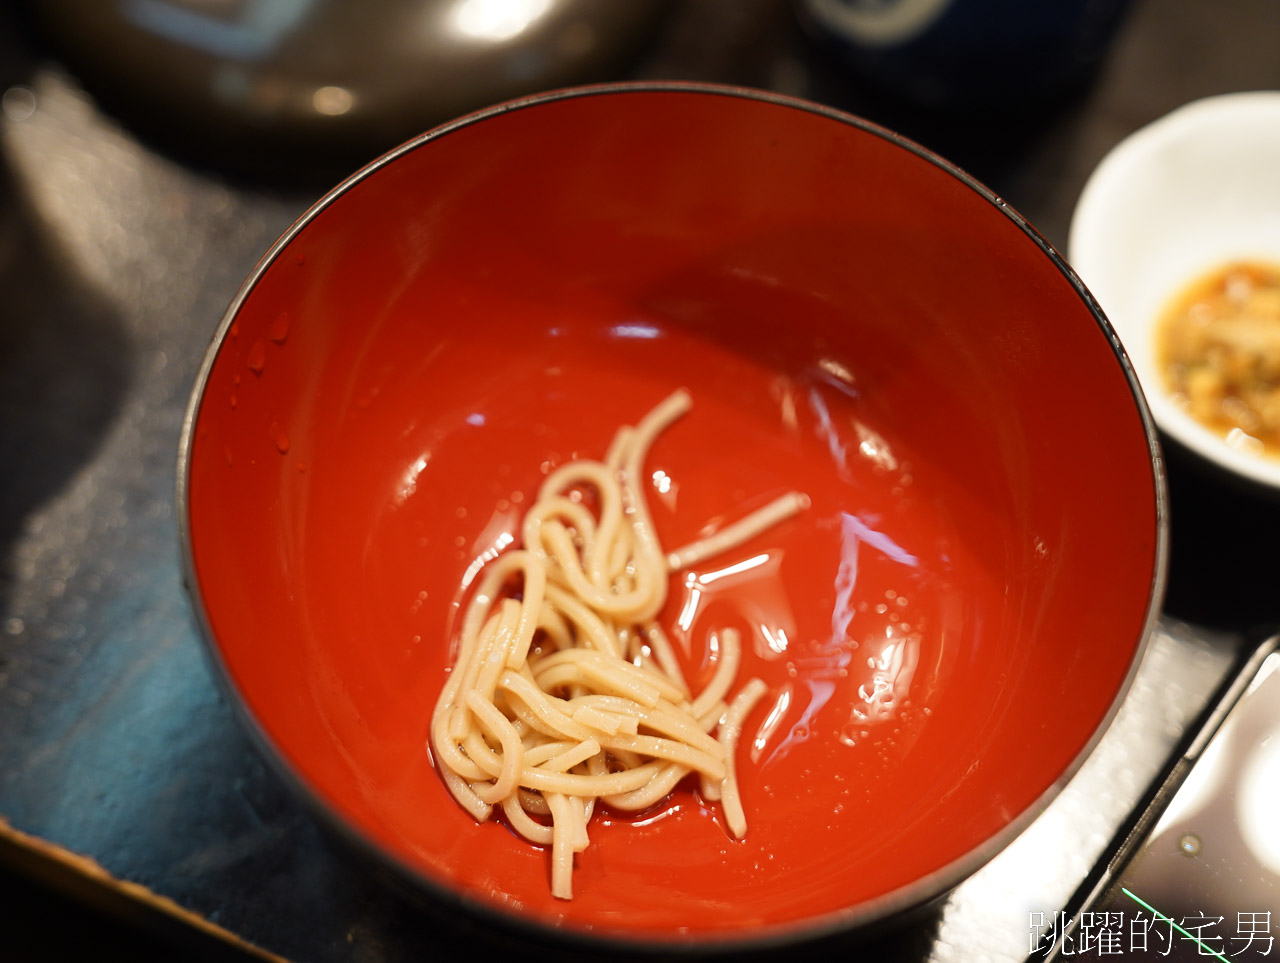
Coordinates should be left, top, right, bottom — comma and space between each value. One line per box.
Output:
176, 79, 1169, 955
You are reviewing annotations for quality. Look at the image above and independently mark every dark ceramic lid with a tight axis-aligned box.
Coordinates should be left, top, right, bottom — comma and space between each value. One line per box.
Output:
33, 0, 670, 176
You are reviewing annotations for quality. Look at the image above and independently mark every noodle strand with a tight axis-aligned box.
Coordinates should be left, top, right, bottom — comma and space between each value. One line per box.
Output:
428, 390, 807, 898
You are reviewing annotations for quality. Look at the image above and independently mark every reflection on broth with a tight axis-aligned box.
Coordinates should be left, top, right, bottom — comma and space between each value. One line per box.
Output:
668, 504, 929, 768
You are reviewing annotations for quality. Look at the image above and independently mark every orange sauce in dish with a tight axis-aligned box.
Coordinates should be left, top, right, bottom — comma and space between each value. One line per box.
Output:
1157, 260, 1280, 458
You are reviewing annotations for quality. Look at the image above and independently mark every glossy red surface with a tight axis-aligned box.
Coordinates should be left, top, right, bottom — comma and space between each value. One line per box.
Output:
185, 88, 1161, 941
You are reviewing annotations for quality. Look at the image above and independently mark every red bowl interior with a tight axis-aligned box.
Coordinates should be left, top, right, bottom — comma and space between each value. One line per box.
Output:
183, 86, 1161, 944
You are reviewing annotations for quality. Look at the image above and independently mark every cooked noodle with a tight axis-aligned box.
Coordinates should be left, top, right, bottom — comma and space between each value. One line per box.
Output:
429, 389, 806, 899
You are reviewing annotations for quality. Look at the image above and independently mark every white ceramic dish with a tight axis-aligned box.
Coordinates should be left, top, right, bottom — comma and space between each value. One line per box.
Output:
1069, 90, 1280, 489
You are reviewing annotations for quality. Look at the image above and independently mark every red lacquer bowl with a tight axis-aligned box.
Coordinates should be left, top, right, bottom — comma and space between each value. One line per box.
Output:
179, 84, 1165, 951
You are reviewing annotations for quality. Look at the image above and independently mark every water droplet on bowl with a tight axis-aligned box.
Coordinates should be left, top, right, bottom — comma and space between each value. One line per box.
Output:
270, 422, 290, 454
248, 339, 266, 374
269, 311, 291, 344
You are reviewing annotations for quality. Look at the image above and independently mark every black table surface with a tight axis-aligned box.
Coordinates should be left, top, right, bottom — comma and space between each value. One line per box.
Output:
3, 1, 1280, 961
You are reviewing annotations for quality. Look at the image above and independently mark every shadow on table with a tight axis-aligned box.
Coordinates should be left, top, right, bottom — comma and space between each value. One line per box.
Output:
1160, 435, 1280, 634
0, 831, 270, 963
0, 138, 134, 623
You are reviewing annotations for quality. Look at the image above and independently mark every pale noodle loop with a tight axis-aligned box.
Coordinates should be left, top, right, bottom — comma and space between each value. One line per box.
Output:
429, 389, 807, 899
